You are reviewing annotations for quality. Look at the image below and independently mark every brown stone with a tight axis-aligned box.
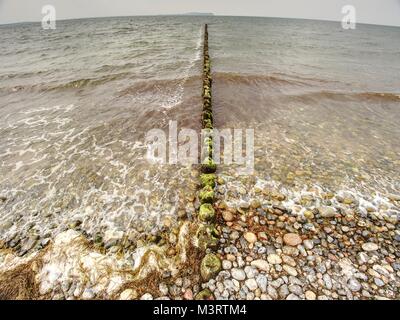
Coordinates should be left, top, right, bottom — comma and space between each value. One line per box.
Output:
222, 211, 234, 222
283, 233, 302, 246
244, 232, 257, 243
183, 289, 193, 300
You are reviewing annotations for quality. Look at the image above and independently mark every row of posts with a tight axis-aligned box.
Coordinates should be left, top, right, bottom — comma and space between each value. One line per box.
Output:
195, 24, 222, 300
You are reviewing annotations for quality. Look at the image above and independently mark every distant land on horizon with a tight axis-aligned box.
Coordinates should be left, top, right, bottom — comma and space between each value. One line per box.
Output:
157, 12, 215, 17
158, 12, 214, 17
181, 12, 215, 16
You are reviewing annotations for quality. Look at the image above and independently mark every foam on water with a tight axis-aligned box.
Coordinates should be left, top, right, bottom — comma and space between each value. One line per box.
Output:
161, 26, 203, 109
219, 173, 399, 223
0, 98, 198, 259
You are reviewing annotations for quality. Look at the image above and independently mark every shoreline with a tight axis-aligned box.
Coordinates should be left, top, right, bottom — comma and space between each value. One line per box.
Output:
0, 177, 398, 300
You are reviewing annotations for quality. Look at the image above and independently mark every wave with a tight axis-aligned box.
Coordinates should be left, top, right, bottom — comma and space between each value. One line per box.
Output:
117, 75, 201, 97
0, 72, 131, 93
213, 71, 333, 87
94, 62, 142, 73
284, 90, 400, 103
50, 74, 130, 90
0, 73, 202, 98
213, 72, 400, 102
0, 70, 49, 80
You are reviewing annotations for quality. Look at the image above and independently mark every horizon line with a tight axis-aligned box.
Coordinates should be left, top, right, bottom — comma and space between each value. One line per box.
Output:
1, 14, 399, 28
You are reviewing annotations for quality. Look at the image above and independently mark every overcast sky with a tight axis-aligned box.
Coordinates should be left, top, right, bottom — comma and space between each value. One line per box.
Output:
0, 0, 399, 26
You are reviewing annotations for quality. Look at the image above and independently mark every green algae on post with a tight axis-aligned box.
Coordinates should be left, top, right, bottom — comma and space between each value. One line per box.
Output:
200, 253, 222, 281
199, 203, 215, 222
196, 224, 219, 250
199, 173, 216, 188
199, 185, 214, 204
195, 288, 214, 300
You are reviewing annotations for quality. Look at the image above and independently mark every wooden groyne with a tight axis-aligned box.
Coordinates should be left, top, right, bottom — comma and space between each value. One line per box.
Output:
195, 24, 221, 300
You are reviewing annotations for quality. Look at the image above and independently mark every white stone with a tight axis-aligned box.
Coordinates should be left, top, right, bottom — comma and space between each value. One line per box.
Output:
318, 206, 336, 218
267, 254, 282, 265
82, 288, 95, 300
245, 278, 258, 291
283, 265, 298, 277
119, 289, 137, 300
159, 283, 169, 296
140, 293, 153, 300
362, 242, 379, 252
305, 290, 316, 300
251, 259, 270, 272
222, 260, 232, 270
303, 240, 314, 250
231, 268, 246, 281
256, 274, 268, 293
244, 266, 257, 278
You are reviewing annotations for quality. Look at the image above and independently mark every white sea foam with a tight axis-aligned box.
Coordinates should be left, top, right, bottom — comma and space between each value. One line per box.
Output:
0, 100, 196, 260
161, 26, 203, 109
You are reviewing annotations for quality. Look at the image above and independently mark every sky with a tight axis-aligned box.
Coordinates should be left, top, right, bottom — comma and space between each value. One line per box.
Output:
0, 0, 399, 26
